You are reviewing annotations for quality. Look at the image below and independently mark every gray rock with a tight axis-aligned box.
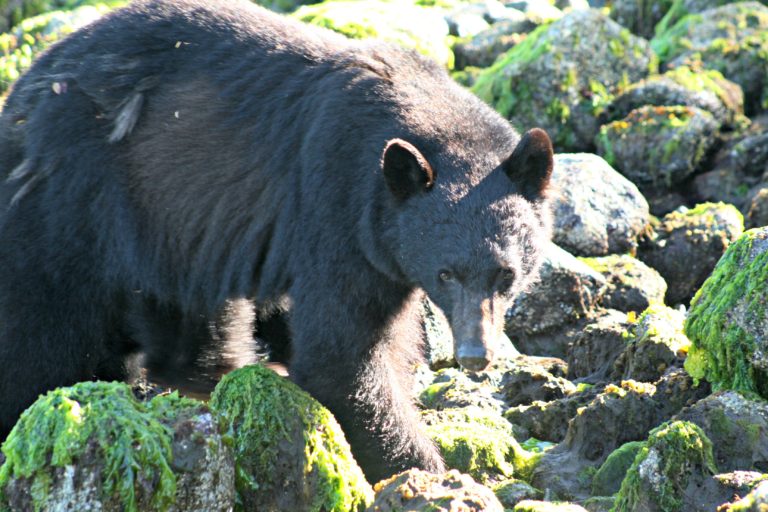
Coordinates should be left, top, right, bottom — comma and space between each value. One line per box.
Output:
651, 2, 768, 114
748, 186, 768, 228
674, 391, 768, 476
500, 361, 577, 407
472, 9, 656, 151
579, 255, 667, 313
606, 66, 744, 128
506, 242, 606, 353
595, 105, 719, 194
453, 18, 534, 70
611, 305, 689, 383
551, 154, 650, 257
637, 202, 744, 305
444, 3, 491, 37
567, 309, 631, 381
720, 478, 768, 510
368, 469, 504, 512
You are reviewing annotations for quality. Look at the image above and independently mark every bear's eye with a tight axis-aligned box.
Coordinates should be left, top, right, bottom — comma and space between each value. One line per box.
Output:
438, 270, 454, 283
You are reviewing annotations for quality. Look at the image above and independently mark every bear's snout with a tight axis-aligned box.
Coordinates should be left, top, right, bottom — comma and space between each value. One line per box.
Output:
455, 342, 494, 372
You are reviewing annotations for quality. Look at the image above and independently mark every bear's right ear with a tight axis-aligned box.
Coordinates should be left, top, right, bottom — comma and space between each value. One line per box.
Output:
382, 139, 435, 201
504, 128, 554, 200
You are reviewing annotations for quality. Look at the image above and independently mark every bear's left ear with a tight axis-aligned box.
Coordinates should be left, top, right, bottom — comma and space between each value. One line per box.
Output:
382, 139, 435, 201
504, 128, 554, 200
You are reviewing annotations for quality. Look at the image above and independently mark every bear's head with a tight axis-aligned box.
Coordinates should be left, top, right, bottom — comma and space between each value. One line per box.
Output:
381, 128, 554, 373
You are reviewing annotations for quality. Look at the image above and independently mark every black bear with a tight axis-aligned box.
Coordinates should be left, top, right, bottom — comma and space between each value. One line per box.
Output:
0, 0, 553, 482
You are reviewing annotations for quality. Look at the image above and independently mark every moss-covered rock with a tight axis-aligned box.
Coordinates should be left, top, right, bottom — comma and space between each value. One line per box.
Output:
722, 479, 768, 511
292, 0, 453, 68
419, 367, 507, 413
607, 65, 745, 128
209, 364, 373, 512
651, 2, 768, 114
613, 421, 717, 512
422, 407, 536, 484
471, 10, 656, 151
580, 255, 666, 313
453, 17, 534, 70
0, 381, 234, 512
684, 228, 768, 397
492, 478, 544, 508
674, 391, 768, 474
500, 362, 577, 407
595, 105, 719, 193
638, 202, 745, 305
591, 440, 644, 496
513, 500, 588, 511
551, 153, 650, 257
612, 305, 690, 383
368, 469, 504, 512
0, 2, 120, 94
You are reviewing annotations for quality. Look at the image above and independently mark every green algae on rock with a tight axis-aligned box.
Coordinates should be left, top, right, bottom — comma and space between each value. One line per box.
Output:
209, 364, 373, 512
292, 0, 453, 68
471, 9, 656, 151
613, 421, 716, 512
0, 381, 232, 512
422, 406, 537, 484
684, 227, 768, 398
591, 440, 644, 496
651, 2, 768, 114
580, 254, 666, 313
595, 105, 719, 193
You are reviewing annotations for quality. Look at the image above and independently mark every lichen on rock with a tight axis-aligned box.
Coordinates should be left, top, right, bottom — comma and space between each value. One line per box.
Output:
209, 364, 373, 512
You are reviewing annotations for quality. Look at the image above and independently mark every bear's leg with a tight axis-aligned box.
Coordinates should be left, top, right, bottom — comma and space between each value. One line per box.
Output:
289, 288, 445, 483
130, 297, 258, 395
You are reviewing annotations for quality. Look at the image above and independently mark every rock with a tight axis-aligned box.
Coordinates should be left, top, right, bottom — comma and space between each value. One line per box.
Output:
422, 407, 531, 483
731, 133, 768, 177
292, 0, 453, 68
690, 168, 755, 212
580, 255, 666, 313
567, 309, 631, 382
683, 228, 768, 397
591, 441, 644, 496
638, 202, 744, 305
506, 242, 606, 356
453, 18, 533, 70
720, 479, 768, 511
368, 469, 504, 512
530, 372, 709, 500
612, 421, 717, 512
492, 479, 544, 508
550, 153, 650, 257
209, 364, 373, 511
504, 0, 563, 23
444, 2, 491, 38
674, 391, 768, 474
611, 305, 689, 383
606, 66, 745, 128
595, 106, 719, 194
514, 500, 589, 511
0, 382, 235, 512
504, 384, 601, 443
420, 367, 507, 414
748, 187, 768, 228
688, 471, 768, 512
651, 2, 768, 114
609, 0, 672, 39
472, 10, 656, 151
500, 361, 577, 407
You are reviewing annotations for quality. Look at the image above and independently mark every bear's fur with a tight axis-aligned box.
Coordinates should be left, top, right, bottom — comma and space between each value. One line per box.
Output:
0, 0, 553, 481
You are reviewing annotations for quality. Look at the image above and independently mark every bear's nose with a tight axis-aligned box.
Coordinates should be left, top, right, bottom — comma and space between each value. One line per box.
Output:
456, 344, 494, 373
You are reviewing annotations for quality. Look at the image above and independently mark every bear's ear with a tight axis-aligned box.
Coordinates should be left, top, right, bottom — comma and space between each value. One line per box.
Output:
382, 139, 435, 201
504, 128, 554, 200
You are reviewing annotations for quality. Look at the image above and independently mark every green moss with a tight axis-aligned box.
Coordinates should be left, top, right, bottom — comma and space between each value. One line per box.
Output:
592, 441, 644, 496
209, 365, 372, 512
684, 228, 768, 397
613, 421, 716, 512
292, 0, 453, 68
422, 407, 538, 483
0, 382, 183, 512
